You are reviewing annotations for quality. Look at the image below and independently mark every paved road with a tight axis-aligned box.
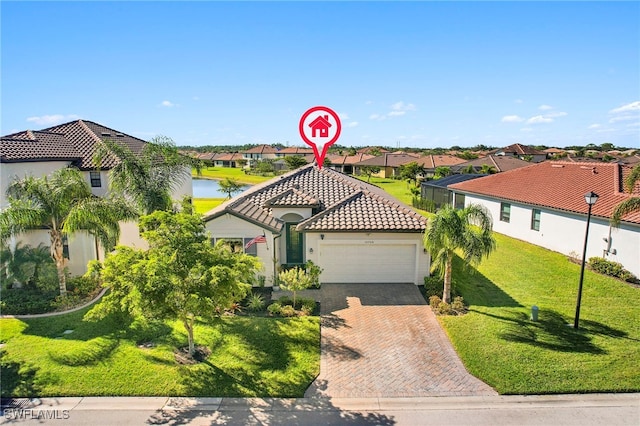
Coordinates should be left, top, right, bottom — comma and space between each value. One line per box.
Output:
305, 283, 496, 398
1, 394, 638, 425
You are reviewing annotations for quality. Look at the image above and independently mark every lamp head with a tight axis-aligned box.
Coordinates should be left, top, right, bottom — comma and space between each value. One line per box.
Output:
584, 191, 599, 206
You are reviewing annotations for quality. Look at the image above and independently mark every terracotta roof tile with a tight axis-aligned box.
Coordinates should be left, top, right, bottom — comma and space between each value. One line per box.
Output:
1, 131, 81, 162
278, 147, 314, 155
450, 161, 640, 224
243, 144, 279, 154
415, 155, 467, 168
451, 155, 531, 172
204, 164, 426, 233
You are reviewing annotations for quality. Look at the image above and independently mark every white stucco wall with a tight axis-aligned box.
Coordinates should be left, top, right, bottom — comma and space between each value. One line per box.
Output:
1, 161, 73, 208
461, 194, 640, 278
204, 213, 277, 285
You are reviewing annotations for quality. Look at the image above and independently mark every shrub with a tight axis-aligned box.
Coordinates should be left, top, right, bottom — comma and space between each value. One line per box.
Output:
0, 289, 56, 315
451, 296, 467, 315
436, 301, 452, 315
298, 297, 316, 313
267, 303, 282, 316
280, 305, 297, 317
299, 305, 313, 316
246, 294, 265, 312
278, 267, 312, 307
589, 257, 637, 282
424, 276, 443, 299
277, 295, 292, 306
67, 275, 100, 298
429, 295, 442, 310
305, 260, 323, 288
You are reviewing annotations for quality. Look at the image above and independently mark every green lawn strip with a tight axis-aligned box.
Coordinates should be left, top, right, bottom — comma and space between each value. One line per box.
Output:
193, 197, 226, 214
0, 308, 319, 397
354, 176, 417, 205
194, 167, 272, 185
440, 233, 640, 394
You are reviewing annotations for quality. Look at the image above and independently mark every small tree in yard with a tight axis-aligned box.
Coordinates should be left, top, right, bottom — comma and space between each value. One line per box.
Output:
359, 166, 381, 182
85, 210, 260, 357
284, 155, 308, 170
400, 162, 424, 186
218, 178, 244, 199
278, 267, 312, 308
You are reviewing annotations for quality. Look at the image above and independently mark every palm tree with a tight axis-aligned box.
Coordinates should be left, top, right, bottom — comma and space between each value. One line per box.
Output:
479, 164, 498, 174
0, 168, 136, 296
423, 204, 496, 303
460, 164, 477, 174
94, 136, 201, 214
611, 164, 640, 226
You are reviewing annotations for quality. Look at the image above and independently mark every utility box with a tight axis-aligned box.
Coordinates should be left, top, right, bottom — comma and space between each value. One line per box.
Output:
531, 305, 539, 321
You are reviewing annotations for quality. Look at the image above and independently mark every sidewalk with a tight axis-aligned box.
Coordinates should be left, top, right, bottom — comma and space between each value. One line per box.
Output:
2, 394, 638, 425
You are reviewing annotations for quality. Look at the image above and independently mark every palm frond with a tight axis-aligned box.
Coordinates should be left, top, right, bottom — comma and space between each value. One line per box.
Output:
624, 164, 640, 194
611, 197, 640, 227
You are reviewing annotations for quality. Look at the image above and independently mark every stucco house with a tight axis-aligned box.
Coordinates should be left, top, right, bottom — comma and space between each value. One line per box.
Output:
492, 143, 547, 163
203, 164, 429, 286
0, 119, 192, 276
242, 144, 279, 167
449, 161, 640, 278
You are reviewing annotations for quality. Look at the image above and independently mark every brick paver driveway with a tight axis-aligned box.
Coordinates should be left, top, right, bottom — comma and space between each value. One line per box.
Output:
304, 283, 497, 398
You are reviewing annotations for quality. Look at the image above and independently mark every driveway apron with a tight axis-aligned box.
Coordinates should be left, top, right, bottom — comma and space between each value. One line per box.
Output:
304, 283, 497, 398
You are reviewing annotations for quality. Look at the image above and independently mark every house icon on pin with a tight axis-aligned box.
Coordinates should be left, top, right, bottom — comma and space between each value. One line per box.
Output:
308, 115, 332, 138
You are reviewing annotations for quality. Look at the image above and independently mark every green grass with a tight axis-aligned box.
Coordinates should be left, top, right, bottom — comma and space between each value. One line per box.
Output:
194, 167, 272, 185
193, 197, 226, 214
440, 233, 640, 394
0, 309, 319, 397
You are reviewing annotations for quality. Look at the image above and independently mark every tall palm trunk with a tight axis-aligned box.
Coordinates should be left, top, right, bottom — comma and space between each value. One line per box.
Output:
443, 252, 453, 303
50, 230, 67, 297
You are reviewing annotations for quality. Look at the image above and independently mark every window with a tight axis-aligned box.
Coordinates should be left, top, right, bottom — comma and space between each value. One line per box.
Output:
90, 171, 102, 188
211, 237, 257, 256
500, 202, 511, 222
454, 194, 466, 210
243, 238, 258, 256
531, 209, 541, 231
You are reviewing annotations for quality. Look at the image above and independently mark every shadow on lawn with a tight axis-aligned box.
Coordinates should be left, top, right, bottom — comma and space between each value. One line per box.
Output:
179, 317, 318, 397
452, 256, 521, 308
0, 350, 42, 398
475, 309, 629, 354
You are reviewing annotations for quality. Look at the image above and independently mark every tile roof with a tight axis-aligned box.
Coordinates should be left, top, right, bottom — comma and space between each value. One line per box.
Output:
357, 146, 390, 154
495, 143, 545, 156
278, 147, 314, 155
354, 153, 422, 168
421, 174, 486, 188
216, 152, 243, 161
451, 155, 531, 173
449, 161, 640, 225
204, 164, 426, 233
415, 155, 467, 169
1, 131, 81, 163
1, 119, 148, 170
243, 144, 279, 154
326, 153, 374, 166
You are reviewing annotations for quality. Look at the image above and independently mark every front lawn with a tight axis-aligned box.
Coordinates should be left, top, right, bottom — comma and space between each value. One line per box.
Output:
194, 167, 272, 185
355, 176, 417, 205
441, 232, 640, 394
0, 308, 320, 397
193, 197, 225, 214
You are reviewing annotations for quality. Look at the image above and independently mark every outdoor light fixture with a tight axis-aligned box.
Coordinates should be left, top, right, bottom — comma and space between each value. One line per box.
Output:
309, 248, 314, 254
574, 191, 599, 329
320, 234, 325, 240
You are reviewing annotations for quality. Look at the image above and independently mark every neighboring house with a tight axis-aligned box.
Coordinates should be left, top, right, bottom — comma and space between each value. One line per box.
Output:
326, 153, 375, 174
493, 143, 547, 163
242, 145, 279, 167
204, 164, 429, 286
0, 119, 192, 276
420, 174, 486, 210
353, 153, 421, 178
543, 147, 567, 158
450, 155, 531, 174
275, 147, 314, 157
415, 155, 467, 178
449, 161, 640, 278
214, 152, 243, 168
357, 146, 390, 155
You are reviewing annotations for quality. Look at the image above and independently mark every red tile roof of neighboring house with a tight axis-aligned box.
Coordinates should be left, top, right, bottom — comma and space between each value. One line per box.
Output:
216, 152, 243, 161
243, 144, 279, 154
278, 147, 314, 155
356, 146, 390, 154
354, 153, 421, 168
494, 143, 545, 156
326, 153, 375, 166
1, 120, 148, 170
204, 164, 426, 233
415, 155, 466, 169
449, 161, 640, 225
544, 147, 566, 154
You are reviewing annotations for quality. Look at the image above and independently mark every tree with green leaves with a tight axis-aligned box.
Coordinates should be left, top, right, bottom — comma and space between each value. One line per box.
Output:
284, 155, 308, 170
359, 165, 381, 182
433, 166, 451, 180
94, 136, 200, 215
611, 164, 640, 227
218, 178, 244, 199
0, 243, 54, 290
460, 164, 477, 174
85, 210, 259, 356
479, 164, 498, 175
400, 162, 425, 186
423, 204, 496, 303
278, 266, 312, 308
0, 168, 136, 296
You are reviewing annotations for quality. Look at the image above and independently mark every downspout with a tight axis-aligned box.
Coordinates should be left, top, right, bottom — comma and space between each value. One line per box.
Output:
272, 233, 282, 287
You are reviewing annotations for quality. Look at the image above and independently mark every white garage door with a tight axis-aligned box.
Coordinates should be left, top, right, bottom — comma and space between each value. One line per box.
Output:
318, 243, 417, 283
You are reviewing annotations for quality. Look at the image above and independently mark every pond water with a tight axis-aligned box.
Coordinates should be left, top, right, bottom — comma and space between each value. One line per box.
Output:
192, 178, 249, 198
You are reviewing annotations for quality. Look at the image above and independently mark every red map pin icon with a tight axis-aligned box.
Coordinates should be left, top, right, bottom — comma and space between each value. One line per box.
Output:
299, 106, 342, 169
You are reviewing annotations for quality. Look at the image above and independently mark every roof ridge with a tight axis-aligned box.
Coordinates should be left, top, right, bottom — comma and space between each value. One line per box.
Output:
77, 119, 104, 145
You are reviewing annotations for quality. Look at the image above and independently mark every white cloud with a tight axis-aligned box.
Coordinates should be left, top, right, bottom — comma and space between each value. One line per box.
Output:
587, 123, 601, 129
514, 99, 524, 104
26, 114, 80, 126
538, 104, 553, 111
388, 111, 406, 117
501, 115, 524, 123
338, 113, 350, 120
369, 114, 386, 121
347, 121, 359, 128
391, 101, 416, 111
159, 100, 176, 107
527, 115, 553, 124
609, 101, 640, 114
609, 115, 637, 124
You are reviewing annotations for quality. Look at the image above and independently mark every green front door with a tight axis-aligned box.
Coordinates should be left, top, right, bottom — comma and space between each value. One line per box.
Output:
286, 222, 304, 265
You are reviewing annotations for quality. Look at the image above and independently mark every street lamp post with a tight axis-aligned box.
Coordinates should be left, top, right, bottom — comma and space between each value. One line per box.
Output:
574, 191, 599, 329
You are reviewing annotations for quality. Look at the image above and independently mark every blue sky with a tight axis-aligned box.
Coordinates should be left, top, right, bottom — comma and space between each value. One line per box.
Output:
2, 1, 639, 149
